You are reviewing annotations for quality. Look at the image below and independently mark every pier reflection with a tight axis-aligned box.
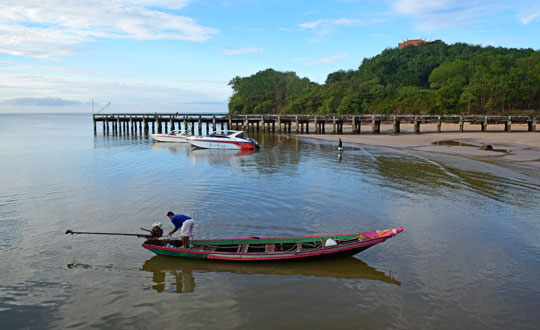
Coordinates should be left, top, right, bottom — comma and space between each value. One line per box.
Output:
141, 256, 400, 293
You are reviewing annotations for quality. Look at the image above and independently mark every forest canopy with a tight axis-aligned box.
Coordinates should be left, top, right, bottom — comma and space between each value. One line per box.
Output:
228, 41, 540, 115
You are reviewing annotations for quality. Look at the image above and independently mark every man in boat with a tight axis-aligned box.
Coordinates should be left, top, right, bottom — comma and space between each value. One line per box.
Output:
167, 211, 194, 248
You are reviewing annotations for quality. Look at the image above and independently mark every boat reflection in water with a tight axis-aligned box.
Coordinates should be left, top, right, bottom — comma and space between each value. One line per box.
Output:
141, 255, 400, 293
151, 142, 191, 153
187, 148, 255, 165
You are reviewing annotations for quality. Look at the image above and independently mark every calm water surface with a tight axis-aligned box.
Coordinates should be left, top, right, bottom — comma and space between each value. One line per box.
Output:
0, 113, 539, 329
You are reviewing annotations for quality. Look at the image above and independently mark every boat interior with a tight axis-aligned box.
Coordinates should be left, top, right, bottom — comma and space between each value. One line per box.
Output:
207, 131, 245, 138
145, 234, 370, 253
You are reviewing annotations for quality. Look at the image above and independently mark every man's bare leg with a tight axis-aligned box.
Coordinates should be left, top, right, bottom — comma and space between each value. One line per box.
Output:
181, 236, 189, 248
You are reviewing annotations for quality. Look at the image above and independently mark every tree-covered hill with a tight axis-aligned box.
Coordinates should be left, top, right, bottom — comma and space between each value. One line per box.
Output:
228, 41, 540, 115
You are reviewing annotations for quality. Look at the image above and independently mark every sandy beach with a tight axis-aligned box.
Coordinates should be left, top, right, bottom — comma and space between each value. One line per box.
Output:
299, 123, 540, 173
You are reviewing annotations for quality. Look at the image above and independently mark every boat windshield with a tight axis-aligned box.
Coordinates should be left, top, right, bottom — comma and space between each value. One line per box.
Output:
236, 132, 245, 138
209, 132, 228, 138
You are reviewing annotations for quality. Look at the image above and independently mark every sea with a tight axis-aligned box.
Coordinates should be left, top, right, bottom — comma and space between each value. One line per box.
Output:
0, 113, 539, 329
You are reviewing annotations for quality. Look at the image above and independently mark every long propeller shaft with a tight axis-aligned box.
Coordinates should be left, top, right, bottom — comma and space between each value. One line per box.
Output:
65, 229, 150, 238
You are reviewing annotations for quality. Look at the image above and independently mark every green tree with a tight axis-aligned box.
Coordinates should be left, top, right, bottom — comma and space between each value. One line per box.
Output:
429, 59, 470, 113
228, 42, 539, 115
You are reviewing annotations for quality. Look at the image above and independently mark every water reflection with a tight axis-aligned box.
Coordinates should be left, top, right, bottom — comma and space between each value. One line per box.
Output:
151, 142, 191, 153
67, 260, 114, 271
146, 264, 195, 293
247, 134, 304, 174
188, 148, 254, 158
140, 256, 400, 293
93, 135, 148, 149
150, 133, 305, 174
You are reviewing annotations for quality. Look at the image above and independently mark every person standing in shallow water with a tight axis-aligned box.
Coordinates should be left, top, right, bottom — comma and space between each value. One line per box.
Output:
167, 211, 194, 248
338, 138, 343, 151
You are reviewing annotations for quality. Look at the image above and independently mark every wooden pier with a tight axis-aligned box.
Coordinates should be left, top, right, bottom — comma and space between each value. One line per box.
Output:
93, 113, 539, 136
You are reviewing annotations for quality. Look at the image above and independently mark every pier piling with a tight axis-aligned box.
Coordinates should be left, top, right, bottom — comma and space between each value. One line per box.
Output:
414, 119, 420, 134
393, 118, 400, 135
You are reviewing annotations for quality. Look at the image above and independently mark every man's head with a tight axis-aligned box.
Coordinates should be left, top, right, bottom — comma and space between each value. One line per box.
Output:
167, 211, 174, 219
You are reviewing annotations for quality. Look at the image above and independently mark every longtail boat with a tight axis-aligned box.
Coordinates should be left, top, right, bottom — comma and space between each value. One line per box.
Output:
142, 227, 403, 261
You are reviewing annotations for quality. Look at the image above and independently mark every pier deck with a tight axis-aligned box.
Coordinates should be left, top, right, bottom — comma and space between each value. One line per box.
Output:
93, 113, 539, 136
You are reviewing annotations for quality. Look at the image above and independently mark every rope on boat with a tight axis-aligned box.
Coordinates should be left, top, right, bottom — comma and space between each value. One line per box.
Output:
377, 229, 392, 237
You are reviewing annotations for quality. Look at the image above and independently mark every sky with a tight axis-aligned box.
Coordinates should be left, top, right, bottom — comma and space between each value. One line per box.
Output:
0, 0, 539, 113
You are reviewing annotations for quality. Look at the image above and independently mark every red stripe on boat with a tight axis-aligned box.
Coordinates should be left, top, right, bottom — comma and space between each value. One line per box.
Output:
188, 139, 254, 149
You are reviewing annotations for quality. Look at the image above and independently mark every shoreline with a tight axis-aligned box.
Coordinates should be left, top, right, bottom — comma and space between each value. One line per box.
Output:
296, 123, 540, 180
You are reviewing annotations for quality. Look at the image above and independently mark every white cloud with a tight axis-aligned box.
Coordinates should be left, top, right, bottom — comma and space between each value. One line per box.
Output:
393, 0, 460, 15
299, 18, 365, 35
0, 61, 88, 74
391, 0, 499, 31
220, 47, 264, 55
304, 10, 319, 16
300, 18, 365, 29
2, 97, 85, 106
294, 53, 349, 66
0, 72, 231, 111
0, 0, 219, 58
392, 0, 540, 29
519, 9, 540, 24
298, 17, 372, 41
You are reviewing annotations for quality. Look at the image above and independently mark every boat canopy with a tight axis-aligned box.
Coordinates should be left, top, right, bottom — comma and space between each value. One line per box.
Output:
207, 130, 245, 138
169, 130, 188, 135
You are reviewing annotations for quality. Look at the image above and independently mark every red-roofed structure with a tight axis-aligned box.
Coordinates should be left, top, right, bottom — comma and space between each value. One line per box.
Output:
398, 39, 426, 49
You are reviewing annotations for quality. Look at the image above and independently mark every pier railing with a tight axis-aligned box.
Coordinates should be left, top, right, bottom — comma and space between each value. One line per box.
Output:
93, 113, 539, 136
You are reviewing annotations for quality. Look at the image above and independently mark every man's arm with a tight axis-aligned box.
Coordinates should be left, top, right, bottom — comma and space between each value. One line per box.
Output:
169, 227, 178, 236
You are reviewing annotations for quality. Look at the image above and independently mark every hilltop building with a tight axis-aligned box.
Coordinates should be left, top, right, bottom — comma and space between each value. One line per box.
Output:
398, 39, 426, 49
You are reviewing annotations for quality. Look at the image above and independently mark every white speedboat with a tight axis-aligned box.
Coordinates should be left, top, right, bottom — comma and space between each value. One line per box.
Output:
187, 130, 260, 150
151, 130, 191, 143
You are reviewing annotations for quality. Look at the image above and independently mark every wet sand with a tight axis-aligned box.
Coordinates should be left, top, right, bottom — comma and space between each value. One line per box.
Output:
299, 123, 540, 174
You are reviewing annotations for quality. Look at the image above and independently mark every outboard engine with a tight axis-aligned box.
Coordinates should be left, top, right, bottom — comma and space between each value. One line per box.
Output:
248, 138, 260, 149
150, 223, 163, 238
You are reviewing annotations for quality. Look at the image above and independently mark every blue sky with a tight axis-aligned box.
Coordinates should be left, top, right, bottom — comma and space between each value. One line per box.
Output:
0, 0, 539, 113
